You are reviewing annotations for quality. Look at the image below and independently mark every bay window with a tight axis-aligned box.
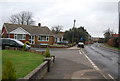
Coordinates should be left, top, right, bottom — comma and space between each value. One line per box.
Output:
38, 36, 49, 41
14, 34, 26, 40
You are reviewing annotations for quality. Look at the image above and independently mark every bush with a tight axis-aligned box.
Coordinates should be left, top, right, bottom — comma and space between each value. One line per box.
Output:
23, 44, 27, 51
45, 48, 50, 57
2, 60, 16, 81
25, 41, 30, 45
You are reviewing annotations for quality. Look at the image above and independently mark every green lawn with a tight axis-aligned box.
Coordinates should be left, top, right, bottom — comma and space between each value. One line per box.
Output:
0, 51, 2, 81
2, 50, 45, 79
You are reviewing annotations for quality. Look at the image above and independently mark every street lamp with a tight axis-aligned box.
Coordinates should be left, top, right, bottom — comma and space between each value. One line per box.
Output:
73, 20, 76, 28
118, 1, 120, 34
72, 19, 76, 43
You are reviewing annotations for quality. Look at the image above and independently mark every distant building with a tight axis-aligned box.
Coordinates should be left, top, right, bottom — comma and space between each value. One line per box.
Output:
107, 33, 119, 47
91, 37, 104, 43
111, 34, 119, 38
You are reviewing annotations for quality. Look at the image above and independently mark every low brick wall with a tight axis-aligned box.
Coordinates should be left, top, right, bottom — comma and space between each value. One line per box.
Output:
17, 56, 55, 81
48, 46, 69, 48
28, 50, 45, 55
4, 47, 45, 55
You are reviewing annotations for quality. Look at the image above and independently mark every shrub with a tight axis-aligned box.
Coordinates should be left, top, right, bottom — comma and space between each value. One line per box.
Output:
25, 41, 30, 45
2, 60, 16, 81
45, 48, 50, 57
22, 44, 27, 51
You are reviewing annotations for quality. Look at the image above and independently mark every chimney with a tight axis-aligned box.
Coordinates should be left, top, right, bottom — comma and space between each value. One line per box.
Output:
38, 23, 41, 27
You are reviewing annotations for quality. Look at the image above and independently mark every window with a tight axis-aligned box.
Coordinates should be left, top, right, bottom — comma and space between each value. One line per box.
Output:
29, 35, 35, 44
22, 34, 26, 39
38, 36, 49, 41
14, 34, 17, 39
46, 36, 49, 41
17, 34, 22, 39
14, 34, 26, 40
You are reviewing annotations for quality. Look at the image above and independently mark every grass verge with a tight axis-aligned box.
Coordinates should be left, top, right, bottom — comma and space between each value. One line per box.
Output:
2, 50, 45, 79
103, 43, 120, 50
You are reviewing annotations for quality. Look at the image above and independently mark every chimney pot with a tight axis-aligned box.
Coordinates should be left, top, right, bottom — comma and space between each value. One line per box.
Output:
38, 23, 41, 27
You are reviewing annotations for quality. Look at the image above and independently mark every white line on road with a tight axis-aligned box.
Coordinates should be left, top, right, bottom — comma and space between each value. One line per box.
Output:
108, 74, 116, 81
79, 50, 82, 55
84, 53, 100, 71
80, 49, 108, 79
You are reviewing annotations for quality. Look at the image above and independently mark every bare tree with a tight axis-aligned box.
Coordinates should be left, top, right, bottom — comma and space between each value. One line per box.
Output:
9, 11, 35, 25
51, 25, 63, 34
104, 28, 113, 42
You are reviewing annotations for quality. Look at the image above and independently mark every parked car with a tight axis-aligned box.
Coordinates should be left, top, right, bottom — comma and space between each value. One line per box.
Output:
57, 41, 68, 45
77, 42, 84, 48
0, 38, 31, 50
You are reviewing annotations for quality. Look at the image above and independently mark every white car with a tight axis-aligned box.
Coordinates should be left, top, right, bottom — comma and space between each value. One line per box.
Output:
77, 42, 84, 48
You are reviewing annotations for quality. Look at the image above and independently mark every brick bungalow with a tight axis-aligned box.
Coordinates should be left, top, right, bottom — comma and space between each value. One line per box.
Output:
1, 23, 54, 45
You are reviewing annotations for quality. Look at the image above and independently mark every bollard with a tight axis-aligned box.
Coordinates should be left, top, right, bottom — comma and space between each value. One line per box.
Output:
51, 55, 55, 63
43, 58, 51, 72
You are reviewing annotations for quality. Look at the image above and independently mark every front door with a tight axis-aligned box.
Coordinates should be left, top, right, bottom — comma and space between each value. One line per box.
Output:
29, 35, 35, 44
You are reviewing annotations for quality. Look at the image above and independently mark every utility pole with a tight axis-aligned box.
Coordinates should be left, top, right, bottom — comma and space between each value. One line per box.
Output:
72, 19, 76, 43
118, 1, 120, 34
118, 1, 120, 81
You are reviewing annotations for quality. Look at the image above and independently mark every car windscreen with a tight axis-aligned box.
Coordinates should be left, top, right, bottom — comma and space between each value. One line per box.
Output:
78, 42, 84, 44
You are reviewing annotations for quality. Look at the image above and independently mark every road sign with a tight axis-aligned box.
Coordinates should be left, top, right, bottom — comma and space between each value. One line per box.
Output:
80, 37, 84, 41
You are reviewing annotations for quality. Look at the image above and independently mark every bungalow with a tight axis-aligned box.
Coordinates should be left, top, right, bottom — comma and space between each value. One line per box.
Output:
54, 32, 64, 43
1, 23, 54, 45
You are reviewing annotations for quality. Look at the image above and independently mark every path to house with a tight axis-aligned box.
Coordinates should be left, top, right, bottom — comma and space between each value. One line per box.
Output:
41, 46, 109, 80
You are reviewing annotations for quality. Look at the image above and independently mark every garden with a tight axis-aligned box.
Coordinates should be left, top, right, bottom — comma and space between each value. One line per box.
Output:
2, 50, 45, 79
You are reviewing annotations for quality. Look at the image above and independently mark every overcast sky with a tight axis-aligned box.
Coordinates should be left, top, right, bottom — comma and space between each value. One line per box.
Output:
0, 0, 119, 37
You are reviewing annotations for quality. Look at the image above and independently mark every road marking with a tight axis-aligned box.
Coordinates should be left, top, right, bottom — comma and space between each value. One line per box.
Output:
79, 50, 82, 55
84, 53, 100, 70
108, 74, 116, 81
80, 49, 108, 79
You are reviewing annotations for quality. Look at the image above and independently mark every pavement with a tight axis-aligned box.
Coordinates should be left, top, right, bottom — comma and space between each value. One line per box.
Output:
42, 46, 108, 80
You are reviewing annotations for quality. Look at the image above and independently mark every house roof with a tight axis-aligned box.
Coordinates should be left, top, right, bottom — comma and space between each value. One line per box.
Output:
4, 23, 54, 35
112, 34, 119, 37
55, 33, 64, 38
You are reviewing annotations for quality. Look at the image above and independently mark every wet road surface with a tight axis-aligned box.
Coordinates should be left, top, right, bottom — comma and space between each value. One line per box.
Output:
84, 43, 119, 79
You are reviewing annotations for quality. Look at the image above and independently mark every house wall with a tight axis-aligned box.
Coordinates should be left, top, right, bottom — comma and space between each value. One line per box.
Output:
35, 36, 49, 45
2, 26, 8, 38
20, 34, 30, 43
35, 36, 54, 45
49, 36, 54, 45
8, 34, 54, 45
9, 34, 30, 43
9, 34, 14, 38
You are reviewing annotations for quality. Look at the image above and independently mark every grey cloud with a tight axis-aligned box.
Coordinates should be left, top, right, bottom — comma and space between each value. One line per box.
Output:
0, 1, 119, 37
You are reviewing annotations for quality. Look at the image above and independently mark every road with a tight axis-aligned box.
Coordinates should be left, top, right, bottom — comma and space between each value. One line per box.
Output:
84, 43, 119, 79
31, 46, 117, 80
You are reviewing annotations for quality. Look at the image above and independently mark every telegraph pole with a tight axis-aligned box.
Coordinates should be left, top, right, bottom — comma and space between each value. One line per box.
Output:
72, 19, 76, 43
118, 1, 120, 80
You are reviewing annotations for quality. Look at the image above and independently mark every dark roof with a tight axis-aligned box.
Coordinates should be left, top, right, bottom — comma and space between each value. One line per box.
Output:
55, 34, 63, 38
4, 23, 54, 35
